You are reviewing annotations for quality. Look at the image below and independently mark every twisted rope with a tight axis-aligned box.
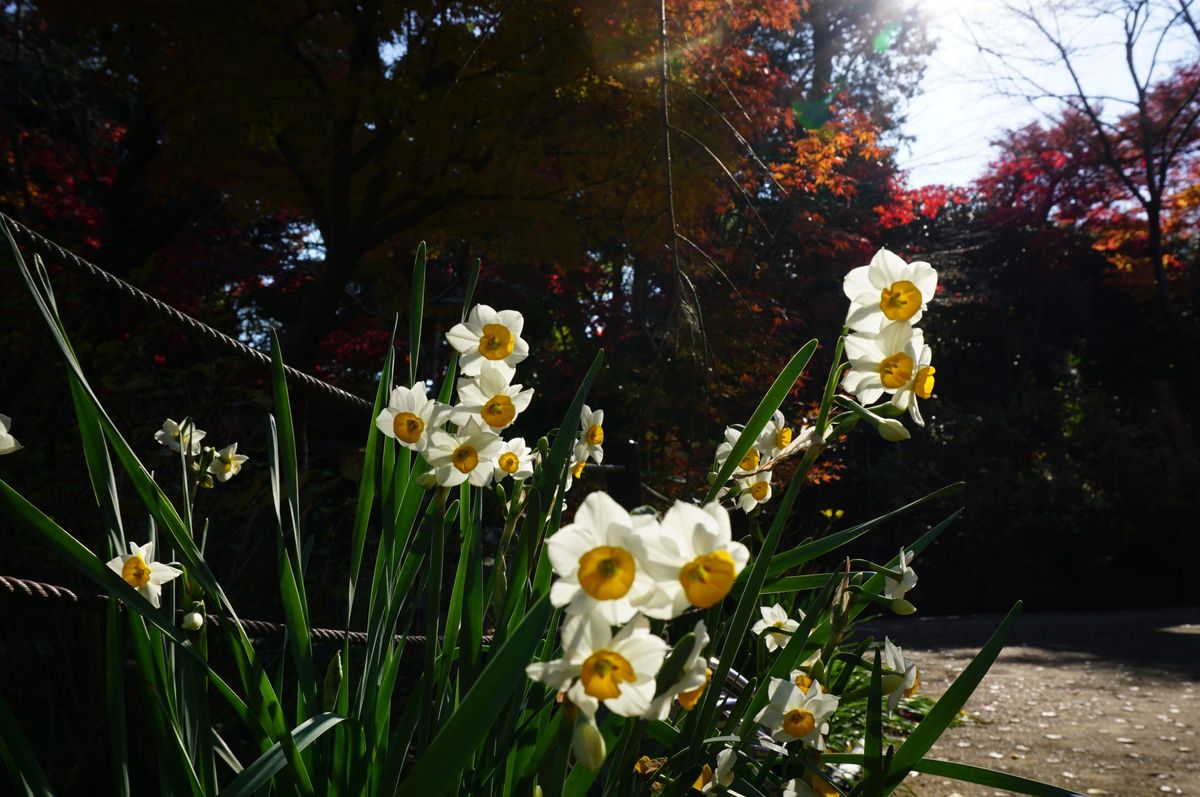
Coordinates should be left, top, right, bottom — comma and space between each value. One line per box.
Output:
0, 575, 487, 647
1, 213, 374, 413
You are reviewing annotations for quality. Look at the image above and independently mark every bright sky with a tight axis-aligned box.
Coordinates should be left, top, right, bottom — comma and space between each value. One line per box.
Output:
898, 0, 1199, 187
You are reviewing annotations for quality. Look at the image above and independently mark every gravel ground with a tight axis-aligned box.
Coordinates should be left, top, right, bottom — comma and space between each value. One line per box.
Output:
859, 607, 1200, 797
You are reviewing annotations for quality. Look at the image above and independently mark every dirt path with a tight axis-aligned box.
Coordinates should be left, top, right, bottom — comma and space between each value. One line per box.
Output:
860, 607, 1200, 797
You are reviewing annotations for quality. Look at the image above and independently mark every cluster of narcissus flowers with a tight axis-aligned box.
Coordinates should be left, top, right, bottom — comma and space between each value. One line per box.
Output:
712, 410, 823, 515
376, 305, 552, 489
154, 418, 249, 487
529, 494, 747, 722
842, 248, 938, 428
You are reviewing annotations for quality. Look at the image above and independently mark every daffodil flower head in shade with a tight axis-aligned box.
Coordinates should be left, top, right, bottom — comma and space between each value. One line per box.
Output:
713, 425, 763, 477
756, 410, 795, 458
644, 620, 711, 720
424, 418, 503, 487
0, 413, 21, 455
207, 443, 249, 483
493, 437, 535, 481
754, 676, 840, 750
750, 603, 800, 653
546, 491, 658, 625
881, 547, 917, 602
843, 248, 937, 333
525, 613, 667, 718
691, 746, 736, 793
444, 304, 529, 378
375, 382, 443, 451
842, 322, 925, 406
880, 637, 919, 713
888, 341, 935, 427
563, 444, 589, 493
637, 501, 751, 619
736, 471, 773, 514
451, 362, 534, 431
578, 405, 605, 464
155, 418, 206, 455
106, 541, 182, 608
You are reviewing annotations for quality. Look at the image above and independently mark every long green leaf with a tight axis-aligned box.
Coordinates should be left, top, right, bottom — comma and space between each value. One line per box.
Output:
0, 479, 254, 730
767, 483, 963, 578
704, 340, 818, 504
860, 651, 884, 796
398, 595, 553, 796
0, 691, 52, 796
268, 331, 307, 613
533, 350, 605, 502
222, 714, 350, 797
821, 756, 1083, 797
883, 602, 1023, 792
409, 242, 427, 383
105, 600, 132, 797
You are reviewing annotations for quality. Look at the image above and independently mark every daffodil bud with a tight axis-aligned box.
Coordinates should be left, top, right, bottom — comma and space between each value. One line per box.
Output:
415, 471, 437, 489
571, 714, 607, 770
875, 417, 910, 442
533, 788, 543, 797
891, 598, 917, 615
181, 610, 204, 631
495, 482, 507, 503
323, 651, 343, 712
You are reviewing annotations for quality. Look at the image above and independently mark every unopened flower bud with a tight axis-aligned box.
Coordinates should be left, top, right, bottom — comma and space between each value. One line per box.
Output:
891, 598, 917, 615
571, 714, 607, 770
875, 417, 910, 442
181, 610, 205, 631
415, 472, 437, 489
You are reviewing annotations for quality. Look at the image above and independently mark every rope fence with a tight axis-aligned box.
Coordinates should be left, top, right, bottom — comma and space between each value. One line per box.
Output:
0, 574, 472, 646
1, 212, 374, 413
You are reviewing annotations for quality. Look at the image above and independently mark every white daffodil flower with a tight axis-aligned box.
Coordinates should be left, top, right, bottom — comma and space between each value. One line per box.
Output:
106, 541, 182, 608
757, 410, 795, 458
155, 418, 206, 455
714, 425, 763, 477
207, 443, 249, 483
881, 637, 920, 713
644, 620, 711, 720
578, 405, 605, 464
881, 547, 918, 602
451, 362, 534, 431
638, 501, 751, 619
525, 613, 667, 718
751, 603, 800, 653
843, 248, 937, 333
754, 676, 840, 750
707, 747, 737, 792
0, 414, 21, 455
736, 471, 773, 513
445, 304, 529, 378
375, 382, 443, 451
546, 491, 658, 625
889, 342, 935, 427
564, 446, 589, 492
842, 322, 925, 406
493, 437, 535, 481
424, 418, 503, 487
693, 745, 737, 793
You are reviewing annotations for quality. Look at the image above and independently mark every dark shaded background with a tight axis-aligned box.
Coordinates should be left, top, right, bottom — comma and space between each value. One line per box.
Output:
1, 0, 1198, 790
